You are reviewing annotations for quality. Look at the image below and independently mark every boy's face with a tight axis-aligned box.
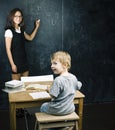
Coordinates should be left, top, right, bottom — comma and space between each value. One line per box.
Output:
51, 59, 66, 75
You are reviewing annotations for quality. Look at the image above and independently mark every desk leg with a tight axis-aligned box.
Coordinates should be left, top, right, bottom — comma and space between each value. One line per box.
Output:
78, 98, 83, 130
10, 103, 16, 130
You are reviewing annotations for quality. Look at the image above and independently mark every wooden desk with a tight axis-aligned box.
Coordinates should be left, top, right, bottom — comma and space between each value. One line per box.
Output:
9, 90, 85, 130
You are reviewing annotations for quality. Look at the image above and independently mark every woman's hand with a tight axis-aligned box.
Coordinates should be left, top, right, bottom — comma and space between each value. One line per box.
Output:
12, 64, 17, 73
24, 19, 40, 41
35, 19, 40, 29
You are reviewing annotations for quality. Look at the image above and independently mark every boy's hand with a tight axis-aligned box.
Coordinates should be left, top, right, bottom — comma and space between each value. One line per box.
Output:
46, 85, 50, 93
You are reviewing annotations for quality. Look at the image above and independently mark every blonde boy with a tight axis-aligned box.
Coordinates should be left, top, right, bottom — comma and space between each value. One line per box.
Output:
40, 51, 82, 115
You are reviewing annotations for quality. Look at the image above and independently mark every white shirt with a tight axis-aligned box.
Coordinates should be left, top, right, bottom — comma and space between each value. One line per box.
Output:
4, 28, 22, 38
4, 29, 13, 38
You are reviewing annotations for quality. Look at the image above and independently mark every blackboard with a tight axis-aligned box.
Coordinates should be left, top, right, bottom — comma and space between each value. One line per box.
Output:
24, 0, 63, 75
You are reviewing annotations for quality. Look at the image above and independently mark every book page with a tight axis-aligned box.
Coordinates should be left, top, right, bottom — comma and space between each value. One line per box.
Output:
29, 91, 51, 99
26, 84, 47, 90
21, 75, 53, 82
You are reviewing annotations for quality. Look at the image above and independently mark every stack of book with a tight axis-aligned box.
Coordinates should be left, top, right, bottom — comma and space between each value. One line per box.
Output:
5, 80, 24, 88
2, 80, 25, 93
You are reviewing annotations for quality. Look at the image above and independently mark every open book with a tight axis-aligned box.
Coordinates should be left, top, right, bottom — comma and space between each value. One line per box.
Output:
29, 91, 51, 99
25, 84, 48, 90
21, 75, 54, 89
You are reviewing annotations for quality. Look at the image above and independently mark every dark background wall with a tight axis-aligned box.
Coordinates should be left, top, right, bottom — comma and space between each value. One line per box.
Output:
0, 0, 115, 109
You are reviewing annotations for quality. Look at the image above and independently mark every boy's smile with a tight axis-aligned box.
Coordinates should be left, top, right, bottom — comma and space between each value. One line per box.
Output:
51, 59, 67, 75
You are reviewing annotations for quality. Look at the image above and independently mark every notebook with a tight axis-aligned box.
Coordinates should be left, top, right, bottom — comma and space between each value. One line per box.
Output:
29, 91, 51, 99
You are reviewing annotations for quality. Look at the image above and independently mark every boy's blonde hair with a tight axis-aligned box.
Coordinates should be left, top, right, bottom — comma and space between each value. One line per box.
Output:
51, 51, 71, 70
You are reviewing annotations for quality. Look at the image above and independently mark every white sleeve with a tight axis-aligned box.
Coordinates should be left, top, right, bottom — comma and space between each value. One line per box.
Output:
4, 29, 13, 38
77, 81, 82, 89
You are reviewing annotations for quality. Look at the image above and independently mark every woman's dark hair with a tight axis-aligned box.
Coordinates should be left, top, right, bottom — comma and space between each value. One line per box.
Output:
4, 8, 25, 30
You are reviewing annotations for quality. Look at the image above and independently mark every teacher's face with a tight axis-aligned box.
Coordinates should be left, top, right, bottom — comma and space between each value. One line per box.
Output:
13, 11, 23, 25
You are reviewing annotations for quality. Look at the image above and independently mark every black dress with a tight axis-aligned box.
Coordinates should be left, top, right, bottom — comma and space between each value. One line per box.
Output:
10, 28, 29, 74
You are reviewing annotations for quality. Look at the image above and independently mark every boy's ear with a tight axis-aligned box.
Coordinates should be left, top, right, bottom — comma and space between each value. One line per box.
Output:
63, 63, 68, 69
